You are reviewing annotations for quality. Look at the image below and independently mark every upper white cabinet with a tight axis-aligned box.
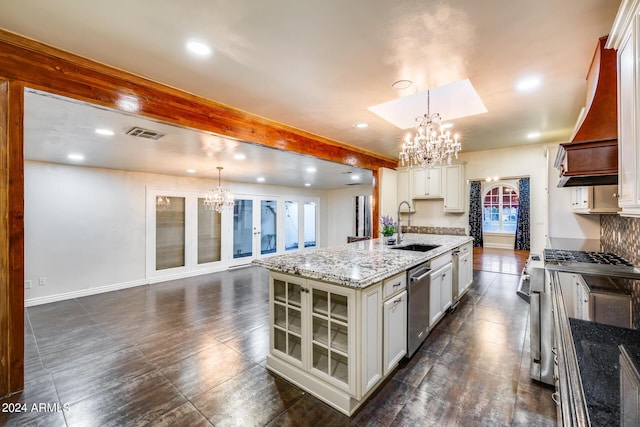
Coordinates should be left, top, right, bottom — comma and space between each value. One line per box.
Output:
396, 168, 413, 212
396, 164, 466, 214
412, 166, 443, 199
570, 185, 620, 214
608, 1, 640, 216
443, 164, 466, 213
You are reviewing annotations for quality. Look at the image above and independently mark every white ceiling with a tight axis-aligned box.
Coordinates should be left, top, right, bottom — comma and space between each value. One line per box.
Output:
0, 0, 622, 187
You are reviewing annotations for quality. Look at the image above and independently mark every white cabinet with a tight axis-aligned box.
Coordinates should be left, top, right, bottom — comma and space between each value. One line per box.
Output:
609, 5, 640, 216
457, 243, 473, 298
571, 185, 620, 214
383, 290, 407, 375
429, 261, 452, 327
270, 273, 356, 395
412, 166, 443, 199
397, 168, 413, 212
570, 187, 590, 211
443, 164, 466, 213
360, 283, 382, 394
574, 275, 590, 321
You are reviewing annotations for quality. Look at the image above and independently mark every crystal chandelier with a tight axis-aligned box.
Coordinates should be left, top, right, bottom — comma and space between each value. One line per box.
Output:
204, 167, 234, 212
399, 90, 461, 168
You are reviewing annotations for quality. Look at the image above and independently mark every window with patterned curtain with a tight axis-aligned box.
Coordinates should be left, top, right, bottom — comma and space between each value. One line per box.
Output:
482, 185, 519, 233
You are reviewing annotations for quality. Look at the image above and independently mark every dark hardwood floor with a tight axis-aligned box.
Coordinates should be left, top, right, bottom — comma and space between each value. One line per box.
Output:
2, 254, 555, 426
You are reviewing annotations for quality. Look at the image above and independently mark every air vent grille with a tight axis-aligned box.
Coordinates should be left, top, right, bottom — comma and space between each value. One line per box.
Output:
126, 127, 165, 140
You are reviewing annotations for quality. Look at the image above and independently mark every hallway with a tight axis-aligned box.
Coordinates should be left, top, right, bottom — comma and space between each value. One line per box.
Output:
2, 257, 555, 426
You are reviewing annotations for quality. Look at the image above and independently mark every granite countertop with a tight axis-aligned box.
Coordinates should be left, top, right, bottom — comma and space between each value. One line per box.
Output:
569, 319, 640, 426
253, 233, 473, 288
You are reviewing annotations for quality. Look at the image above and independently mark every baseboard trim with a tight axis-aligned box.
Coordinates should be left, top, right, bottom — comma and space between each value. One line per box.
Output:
25, 278, 147, 307
483, 243, 515, 249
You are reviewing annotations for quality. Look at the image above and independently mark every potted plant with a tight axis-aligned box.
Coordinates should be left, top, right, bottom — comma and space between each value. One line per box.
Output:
380, 215, 397, 245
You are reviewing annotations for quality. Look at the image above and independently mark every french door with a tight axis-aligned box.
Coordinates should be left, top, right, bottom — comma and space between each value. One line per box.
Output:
230, 197, 279, 266
146, 189, 228, 282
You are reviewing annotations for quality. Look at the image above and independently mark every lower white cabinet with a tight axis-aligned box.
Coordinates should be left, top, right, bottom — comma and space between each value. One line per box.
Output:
270, 272, 356, 396
383, 290, 407, 375
429, 262, 452, 327
268, 270, 407, 416
574, 276, 590, 321
457, 243, 473, 298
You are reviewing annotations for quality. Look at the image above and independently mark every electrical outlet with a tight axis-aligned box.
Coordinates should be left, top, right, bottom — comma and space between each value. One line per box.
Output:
24, 280, 32, 289
38, 276, 46, 286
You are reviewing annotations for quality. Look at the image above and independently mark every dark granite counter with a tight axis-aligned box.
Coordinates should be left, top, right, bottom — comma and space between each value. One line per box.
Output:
569, 319, 640, 426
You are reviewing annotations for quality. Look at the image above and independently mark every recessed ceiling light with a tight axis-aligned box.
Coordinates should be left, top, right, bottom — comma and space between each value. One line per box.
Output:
68, 153, 84, 161
516, 77, 541, 91
354, 122, 368, 129
305, 183, 311, 187
95, 128, 114, 136
527, 131, 541, 139
233, 153, 246, 161
306, 167, 317, 173
257, 177, 265, 183
392, 79, 413, 90
186, 39, 212, 56
351, 174, 360, 181
186, 169, 196, 174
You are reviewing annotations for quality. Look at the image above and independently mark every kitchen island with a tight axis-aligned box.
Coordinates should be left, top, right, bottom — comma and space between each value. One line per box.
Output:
253, 233, 473, 416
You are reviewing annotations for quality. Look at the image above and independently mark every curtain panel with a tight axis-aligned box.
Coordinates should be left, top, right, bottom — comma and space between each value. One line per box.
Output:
515, 177, 530, 250
469, 180, 483, 247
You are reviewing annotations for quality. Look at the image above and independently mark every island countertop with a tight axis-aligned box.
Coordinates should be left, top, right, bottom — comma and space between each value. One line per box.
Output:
252, 233, 473, 288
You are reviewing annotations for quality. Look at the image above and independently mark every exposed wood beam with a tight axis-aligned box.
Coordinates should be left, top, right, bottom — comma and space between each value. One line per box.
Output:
0, 29, 397, 171
0, 80, 25, 397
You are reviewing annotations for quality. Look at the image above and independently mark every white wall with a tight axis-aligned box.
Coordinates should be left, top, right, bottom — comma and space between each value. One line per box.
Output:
325, 184, 373, 247
400, 143, 552, 253
546, 146, 601, 240
25, 161, 329, 304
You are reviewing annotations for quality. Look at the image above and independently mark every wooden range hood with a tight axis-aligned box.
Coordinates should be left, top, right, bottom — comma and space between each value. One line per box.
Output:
555, 36, 618, 187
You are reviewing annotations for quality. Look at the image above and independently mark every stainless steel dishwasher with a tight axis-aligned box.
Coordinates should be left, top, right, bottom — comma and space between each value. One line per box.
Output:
407, 262, 431, 357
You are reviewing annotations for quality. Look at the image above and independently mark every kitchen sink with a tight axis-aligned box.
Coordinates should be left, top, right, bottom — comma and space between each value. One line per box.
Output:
390, 244, 440, 252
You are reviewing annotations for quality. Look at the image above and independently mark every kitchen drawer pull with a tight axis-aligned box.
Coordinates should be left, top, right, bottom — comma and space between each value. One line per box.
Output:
551, 392, 560, 406
393, 282, 402, 287
552, 347, 557, 356
393, 297, 402, 304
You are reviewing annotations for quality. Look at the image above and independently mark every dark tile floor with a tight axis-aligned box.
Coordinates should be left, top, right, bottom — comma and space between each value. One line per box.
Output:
1, 267, 556, 426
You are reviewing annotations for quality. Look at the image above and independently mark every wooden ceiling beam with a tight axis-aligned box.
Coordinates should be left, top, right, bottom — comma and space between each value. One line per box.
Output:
0, 29, 397, 171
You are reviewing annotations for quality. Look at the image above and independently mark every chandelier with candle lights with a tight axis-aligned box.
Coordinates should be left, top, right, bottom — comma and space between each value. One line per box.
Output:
399, 90, 461, 168
204, 167, 234, 212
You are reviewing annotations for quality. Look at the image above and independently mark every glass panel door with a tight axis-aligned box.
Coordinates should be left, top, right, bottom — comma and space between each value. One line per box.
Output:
197, 198, 221, 264
285, 201, 299, 251
233, 199, 254, 259
155, 196, 185, 270
261, 200, 277, 255
304, 201, 317, 248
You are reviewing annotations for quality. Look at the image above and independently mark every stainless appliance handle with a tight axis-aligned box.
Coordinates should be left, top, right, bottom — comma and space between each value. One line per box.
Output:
410, 269, 431, 283
530, 292, 541, 363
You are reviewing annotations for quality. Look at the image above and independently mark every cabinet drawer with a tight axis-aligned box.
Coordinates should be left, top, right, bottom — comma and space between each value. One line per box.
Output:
383, 272, 406, 299
430, 252, 452, 271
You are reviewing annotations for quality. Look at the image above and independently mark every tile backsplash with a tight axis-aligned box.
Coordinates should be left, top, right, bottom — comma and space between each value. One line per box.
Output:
601, 215, 640, 265
601, 214, 640, 328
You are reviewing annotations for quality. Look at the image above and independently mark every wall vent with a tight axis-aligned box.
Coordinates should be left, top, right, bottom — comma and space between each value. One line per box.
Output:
126, 127, 165, 140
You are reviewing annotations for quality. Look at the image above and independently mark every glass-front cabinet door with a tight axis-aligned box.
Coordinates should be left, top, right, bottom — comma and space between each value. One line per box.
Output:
271, 273, 305, 369
309, 280, 355, 393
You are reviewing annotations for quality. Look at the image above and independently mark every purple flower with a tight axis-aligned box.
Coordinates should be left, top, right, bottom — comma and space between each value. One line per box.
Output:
380, 215, 397, 236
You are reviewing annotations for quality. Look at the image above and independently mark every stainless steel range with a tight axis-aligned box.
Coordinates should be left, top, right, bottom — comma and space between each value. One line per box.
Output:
529, 248, 640, 385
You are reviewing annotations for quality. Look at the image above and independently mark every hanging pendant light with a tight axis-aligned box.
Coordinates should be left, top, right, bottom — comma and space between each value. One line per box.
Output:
204, 167, 234, 212
398, 90, 461, 168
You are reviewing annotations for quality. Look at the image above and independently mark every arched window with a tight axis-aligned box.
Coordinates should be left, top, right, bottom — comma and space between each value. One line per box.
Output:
483, 185, 519, 233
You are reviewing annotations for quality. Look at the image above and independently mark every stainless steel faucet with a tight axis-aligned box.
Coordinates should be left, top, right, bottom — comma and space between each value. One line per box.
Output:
397, 200, 411, 244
